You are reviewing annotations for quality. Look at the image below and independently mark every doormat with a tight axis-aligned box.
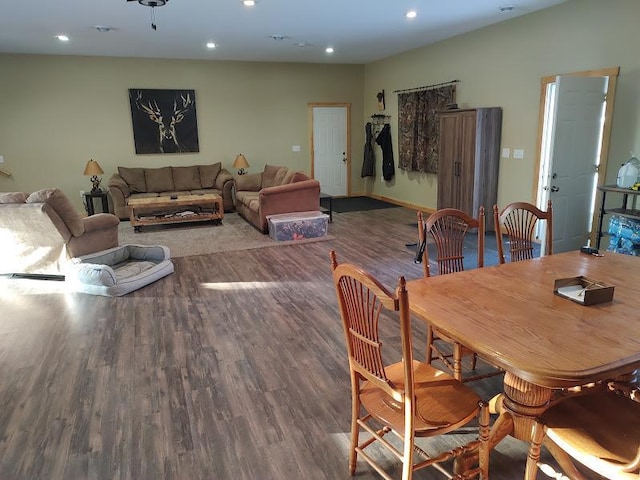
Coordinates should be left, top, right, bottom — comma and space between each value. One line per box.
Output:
328, 196, 400, 213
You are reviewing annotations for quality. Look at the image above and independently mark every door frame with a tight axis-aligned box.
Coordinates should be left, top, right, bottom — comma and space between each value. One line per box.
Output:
308, 102, 351, 197
533, 66, 619, 245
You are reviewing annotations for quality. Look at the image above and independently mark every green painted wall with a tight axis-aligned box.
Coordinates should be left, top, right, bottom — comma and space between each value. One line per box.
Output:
2, 0, 640, 216
363, 0, 640, 210
0, 55, 364, 210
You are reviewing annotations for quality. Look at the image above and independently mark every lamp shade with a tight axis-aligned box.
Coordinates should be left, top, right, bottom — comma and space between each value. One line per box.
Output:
232, 154, 249, 170
83, 159, 104, 176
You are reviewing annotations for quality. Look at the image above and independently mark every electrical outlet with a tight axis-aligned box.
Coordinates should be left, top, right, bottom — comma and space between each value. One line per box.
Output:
292, 145, 301, 152
0, 155, 4, 163
501, 148, 510, 159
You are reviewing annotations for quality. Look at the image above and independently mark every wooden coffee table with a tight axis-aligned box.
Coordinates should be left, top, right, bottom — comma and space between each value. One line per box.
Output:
127, 194, 224, 232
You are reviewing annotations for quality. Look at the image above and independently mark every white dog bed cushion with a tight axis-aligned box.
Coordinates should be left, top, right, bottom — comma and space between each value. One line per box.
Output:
66, 244, 174, 296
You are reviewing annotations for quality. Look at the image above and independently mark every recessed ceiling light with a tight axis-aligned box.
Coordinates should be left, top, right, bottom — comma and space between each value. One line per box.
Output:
406, 10, 418, 19
499, 5, 515, 12
206, 42, 217, 49
242, 0, 256, 6
325, 47, 334, 54
55, 34, 69, 42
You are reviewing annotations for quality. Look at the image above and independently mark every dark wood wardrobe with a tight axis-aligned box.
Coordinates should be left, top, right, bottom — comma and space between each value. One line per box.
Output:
437, 107, 502, 231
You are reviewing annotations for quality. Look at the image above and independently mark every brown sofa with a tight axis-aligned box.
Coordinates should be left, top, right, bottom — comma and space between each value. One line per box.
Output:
108, 163, 235, 219
0, 189, 120, 275
234, 164, 321, 233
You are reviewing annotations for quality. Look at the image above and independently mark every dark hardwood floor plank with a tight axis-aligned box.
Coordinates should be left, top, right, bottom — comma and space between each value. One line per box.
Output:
0, 207, 600, 479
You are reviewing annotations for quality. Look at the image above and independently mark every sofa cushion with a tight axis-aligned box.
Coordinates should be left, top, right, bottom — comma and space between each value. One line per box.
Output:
118, 167, 147, 193
172, 166, 202, 191
199, 163, 222, 188
145, 167, 174, 193
0, 192, 29, 204
27, 188, 85, 237
263, 164, 289, 188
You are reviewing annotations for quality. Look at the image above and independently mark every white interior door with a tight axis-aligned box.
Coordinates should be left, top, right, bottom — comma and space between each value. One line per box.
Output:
312, 106, 347, 196
543, 75, 607, 253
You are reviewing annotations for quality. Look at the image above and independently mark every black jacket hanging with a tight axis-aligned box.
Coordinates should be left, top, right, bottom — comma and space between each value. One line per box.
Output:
361, 122, 375, 177
376, 124, 395, 181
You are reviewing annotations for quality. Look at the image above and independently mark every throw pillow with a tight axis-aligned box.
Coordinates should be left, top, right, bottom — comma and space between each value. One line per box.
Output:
199, 163, 222, 188
291, 171, 309, 183
27, 188, 85, 237
273, 167, 289, 186
144, 167, 175, 192
172, 166, 202, 191
262, 164, 287, 188
118, 167, 147, 193
0, 192, 29, 204
282, 170, 296, 184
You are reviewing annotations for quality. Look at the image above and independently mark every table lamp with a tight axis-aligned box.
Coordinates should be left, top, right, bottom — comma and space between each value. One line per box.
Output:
84, 159, 105, 193
233, 154, 249, 175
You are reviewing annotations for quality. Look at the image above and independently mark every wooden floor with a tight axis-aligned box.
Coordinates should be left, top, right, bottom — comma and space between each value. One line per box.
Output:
0, 207, 599, 479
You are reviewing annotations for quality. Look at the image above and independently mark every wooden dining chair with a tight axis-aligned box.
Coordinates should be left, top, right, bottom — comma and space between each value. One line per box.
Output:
525, 381, 640, 480
493, 200, 553, 264
416, 207, 498, 382
330, 250, 490, 480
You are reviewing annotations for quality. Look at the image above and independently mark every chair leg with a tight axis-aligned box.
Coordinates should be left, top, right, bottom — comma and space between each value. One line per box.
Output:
453, 342, 463, 381
471, 352, 478, 370
349, 378, 360, 475
478, 401, 490, 479
426, 325, 435, 365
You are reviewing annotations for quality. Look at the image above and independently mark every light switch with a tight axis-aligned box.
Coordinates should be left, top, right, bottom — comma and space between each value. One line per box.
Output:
513, 149, 524, 159
501, 148, 510, 159
292, 145, 301, 152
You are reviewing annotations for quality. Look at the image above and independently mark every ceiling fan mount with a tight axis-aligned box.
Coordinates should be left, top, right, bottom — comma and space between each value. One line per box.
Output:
128, 0, 168, 6
127, 0, 169, 30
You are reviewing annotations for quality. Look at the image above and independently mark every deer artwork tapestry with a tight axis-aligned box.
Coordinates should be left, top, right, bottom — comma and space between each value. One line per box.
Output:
129, 89, 200, 154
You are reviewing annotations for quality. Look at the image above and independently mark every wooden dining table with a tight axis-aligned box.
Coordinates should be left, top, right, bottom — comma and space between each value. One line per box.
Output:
406, 250, 640, 478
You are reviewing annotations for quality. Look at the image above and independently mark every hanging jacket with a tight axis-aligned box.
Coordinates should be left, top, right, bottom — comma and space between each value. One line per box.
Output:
376, 124, 395, 181
361, 122, 375, 177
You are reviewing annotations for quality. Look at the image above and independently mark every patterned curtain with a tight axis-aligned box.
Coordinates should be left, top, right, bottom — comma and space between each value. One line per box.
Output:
398, 85, 456, 173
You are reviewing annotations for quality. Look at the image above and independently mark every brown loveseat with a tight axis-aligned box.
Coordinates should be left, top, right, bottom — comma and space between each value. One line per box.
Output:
108, 163, 235, 219
0, 189, 120, 275
234, 164, 321, 233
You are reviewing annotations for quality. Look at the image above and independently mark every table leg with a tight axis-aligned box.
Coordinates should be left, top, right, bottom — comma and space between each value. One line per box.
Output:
85, 195, 95, 216
101, 194, 109, 213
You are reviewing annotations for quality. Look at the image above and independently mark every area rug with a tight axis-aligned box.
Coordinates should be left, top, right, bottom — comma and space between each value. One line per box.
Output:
327, 196, 400, 213
117, 213, 333, 258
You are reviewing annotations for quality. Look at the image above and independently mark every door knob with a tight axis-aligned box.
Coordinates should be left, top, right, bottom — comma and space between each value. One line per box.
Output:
551, 186, 559, 192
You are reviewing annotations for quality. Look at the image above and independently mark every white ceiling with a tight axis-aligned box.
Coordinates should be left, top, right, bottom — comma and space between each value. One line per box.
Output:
0, 0, 568, 64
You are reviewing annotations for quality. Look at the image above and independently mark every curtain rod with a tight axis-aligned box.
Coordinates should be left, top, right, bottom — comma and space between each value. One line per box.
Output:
393, 79, 459, 94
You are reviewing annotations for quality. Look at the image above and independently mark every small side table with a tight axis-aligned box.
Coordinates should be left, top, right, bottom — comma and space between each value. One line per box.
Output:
319, 192, 333, 223
84, 190, 109, 216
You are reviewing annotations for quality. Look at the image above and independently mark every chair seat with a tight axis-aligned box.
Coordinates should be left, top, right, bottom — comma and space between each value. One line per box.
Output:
542, 391, 640, 478
360, 360, 481, 436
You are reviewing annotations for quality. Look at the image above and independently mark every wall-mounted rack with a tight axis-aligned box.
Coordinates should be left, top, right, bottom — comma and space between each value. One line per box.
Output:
370, 114, 391, 136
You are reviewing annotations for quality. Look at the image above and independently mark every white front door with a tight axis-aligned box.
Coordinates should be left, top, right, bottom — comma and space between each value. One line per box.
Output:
312, 106, 348, 196
542, 75, 607, 253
